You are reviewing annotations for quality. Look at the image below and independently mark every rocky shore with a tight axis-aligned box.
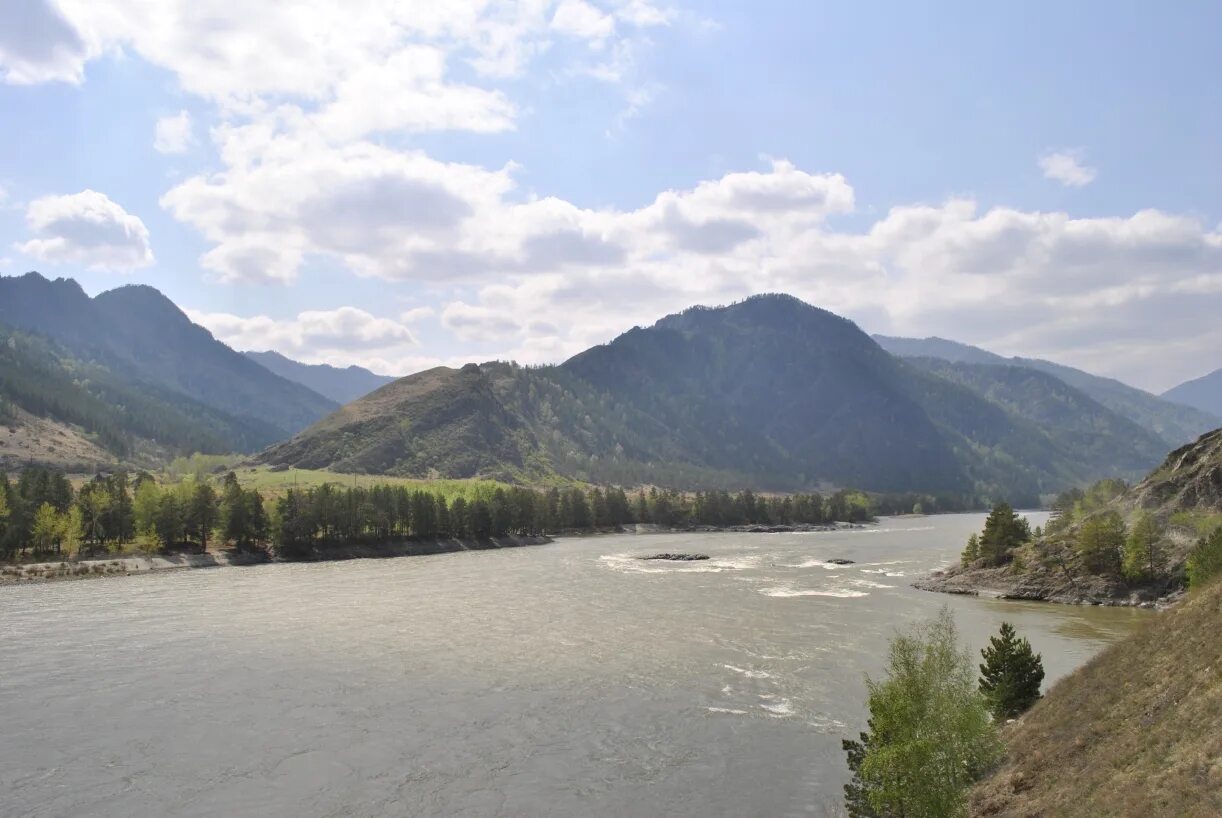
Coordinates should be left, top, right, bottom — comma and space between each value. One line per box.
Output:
0, 535, 552, 586
914, 563, 1180, 608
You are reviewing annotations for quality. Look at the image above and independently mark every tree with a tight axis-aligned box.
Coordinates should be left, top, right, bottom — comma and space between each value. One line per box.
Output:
849, 608, 999, 818
977, 503, 1030, 566
842, 730, 881, 818
187, 483, 219, 552
1076, 511, 1126, 574
1122, 512, 1165, 582
978, 622, 1044, 720
31, 502, 61, 554
1186, 526, 1222, 589
960, 533, 980, 567
60, 505, 84, 559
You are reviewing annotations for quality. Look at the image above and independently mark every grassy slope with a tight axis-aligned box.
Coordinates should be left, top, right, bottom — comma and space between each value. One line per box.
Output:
969, 579, 1222, 818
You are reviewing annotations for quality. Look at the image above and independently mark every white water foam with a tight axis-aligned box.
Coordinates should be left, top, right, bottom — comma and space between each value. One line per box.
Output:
723, 664, 773, 679
707, 707, 749, 715
849, 578, 895, 589
758, 695, 795, 717
759, 585, 869, 599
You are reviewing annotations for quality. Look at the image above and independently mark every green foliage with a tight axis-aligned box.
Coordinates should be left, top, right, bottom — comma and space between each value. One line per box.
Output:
848, 609, 1000, 818
1122, 512, 1166, 582
961, 533, 980, 567
1186, 526, 1222, 589
974, 503, 1031, 566
1076, 511, 1126, 575
979, 622, 1045, 720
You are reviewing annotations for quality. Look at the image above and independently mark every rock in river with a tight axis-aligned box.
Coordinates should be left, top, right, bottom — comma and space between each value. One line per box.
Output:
639, 553, 710, 561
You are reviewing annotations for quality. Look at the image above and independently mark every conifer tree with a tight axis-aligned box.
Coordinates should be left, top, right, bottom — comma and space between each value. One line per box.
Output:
978, 622, 1044, 720
960, 533, 980, 567
1122, 512, 1164, 582
1186, 526, 1222, 589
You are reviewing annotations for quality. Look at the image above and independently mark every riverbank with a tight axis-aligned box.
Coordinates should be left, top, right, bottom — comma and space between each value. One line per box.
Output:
0, 535, 552, 585
913, 562, 1181, 608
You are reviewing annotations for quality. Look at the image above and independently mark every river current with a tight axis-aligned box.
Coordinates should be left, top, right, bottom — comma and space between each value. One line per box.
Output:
0, 512, 1145, 817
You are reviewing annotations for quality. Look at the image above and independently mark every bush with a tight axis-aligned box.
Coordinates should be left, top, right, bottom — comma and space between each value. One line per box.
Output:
1186, 526, 1222, 589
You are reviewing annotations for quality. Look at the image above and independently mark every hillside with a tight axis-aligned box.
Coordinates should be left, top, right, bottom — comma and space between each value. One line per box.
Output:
919, 428, 1222, 604
903, 357, 1169, 481
875, 335, 1219, 446
968, 577, 1222, 817
1163, 367, 1222, 419
0, 273, 337, 455
243, 350, 396, 404
0, 321, 291, 468
261, 295, 1172, 499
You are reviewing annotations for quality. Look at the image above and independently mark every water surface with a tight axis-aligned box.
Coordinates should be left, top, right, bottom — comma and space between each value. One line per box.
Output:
0, 513, 1147, 817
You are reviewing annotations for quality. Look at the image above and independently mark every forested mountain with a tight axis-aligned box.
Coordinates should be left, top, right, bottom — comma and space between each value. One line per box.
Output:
902, 357, 1169, 480
1162, 367, 1222, 419
0, 322, 286, 469
874, 334, 1219, 446
262, 295, 1177, 502
0, 273, 337, 455
243, 350, 396, 404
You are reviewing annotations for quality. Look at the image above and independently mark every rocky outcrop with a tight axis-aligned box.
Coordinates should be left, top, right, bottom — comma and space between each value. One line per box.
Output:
913, 563, 1177, 608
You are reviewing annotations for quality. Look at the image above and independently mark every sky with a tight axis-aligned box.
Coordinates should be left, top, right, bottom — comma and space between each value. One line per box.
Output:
0, 0, 1219, 393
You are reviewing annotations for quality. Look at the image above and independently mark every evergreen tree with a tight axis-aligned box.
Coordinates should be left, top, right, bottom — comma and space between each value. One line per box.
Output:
960, 533, 980, 567
187, 483, 219, 551
977, 503, 1030, 565
842, 731, 881, 818
978, 622, 1045, 720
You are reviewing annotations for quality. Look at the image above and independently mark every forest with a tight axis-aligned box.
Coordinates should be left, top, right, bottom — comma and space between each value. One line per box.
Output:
0, 465, 977, 563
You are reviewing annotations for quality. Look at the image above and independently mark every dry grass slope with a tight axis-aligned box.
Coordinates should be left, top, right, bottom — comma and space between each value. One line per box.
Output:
970, 579, 1222, 817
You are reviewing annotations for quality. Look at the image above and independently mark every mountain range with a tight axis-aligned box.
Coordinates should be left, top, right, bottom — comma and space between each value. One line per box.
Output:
242, 350, 396, 405
872, 335, 1219, 447
1161, 367, 1222, 420
0, 273, 336, 469
260, 294, 1219, 502
2, 273, 1217, 502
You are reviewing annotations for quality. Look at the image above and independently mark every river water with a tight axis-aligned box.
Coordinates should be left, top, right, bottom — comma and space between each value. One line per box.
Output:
0, 513, 1146, 817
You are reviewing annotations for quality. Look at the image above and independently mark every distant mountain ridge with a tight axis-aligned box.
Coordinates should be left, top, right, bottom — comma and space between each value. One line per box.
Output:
1162, 368, 1222, 420
262, 295, 1183, 502
244, 350, 396, 405
0, 272, 337, 464
874, 334, 1219, 446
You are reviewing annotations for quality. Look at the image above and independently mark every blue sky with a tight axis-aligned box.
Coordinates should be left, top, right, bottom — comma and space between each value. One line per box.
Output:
0, 0, 1219, 391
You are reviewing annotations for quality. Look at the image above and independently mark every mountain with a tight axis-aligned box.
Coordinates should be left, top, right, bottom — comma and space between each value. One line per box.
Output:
968, 575, 1222, 818
901, 357, 1169, 481
243, 350, 396, 405
0, 273, 338, 461
874, 335, 1220, 447
1162, 368, 1222, 419
262, 295, 1174, 500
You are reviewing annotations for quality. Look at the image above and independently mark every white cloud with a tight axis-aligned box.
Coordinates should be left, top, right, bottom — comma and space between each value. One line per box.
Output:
1039, 149, 1097, 187
441, 301, 523, 342
17, 189, 153, 270
187, 305, 418, 364
153, 110, 194, 153
552, 0, 616, 42
0, 0, 89, 84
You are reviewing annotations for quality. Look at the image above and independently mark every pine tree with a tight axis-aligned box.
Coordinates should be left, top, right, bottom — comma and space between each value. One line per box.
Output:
961, 533, 980, 567
977, 503, 1030, 565
1076, 511, 1126, 574
842, 731, 881, 818
978, 622, 1044, 720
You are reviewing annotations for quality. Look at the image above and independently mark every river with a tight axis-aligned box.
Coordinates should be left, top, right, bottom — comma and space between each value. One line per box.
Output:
0, 513, 1147, 817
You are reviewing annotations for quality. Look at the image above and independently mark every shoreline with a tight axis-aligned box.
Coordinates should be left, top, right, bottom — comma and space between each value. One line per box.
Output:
912, 564, 1182, 609
0, 520, 876, 587
0, 535, 553, 586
